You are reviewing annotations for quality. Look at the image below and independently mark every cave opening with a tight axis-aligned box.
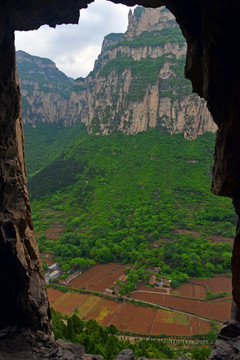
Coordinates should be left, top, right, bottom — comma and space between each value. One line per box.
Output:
12, 0, 234, 339
1, 1, 240, 359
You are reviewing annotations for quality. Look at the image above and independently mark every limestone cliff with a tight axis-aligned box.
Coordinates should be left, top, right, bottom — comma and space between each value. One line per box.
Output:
17, 50, 74, 126
18, 7, 217, 139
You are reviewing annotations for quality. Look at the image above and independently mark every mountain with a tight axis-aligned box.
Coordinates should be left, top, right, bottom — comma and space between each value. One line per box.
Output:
17, 6, 217, 139
17, 50, 74, 126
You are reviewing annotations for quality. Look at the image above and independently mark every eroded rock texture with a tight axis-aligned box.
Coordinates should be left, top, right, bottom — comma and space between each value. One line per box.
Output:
0, 326, 85, 360
0, 4, 52, 334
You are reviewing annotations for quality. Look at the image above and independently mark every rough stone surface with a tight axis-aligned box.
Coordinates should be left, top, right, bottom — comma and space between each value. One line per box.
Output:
209, 321, 240, 360
0, 327, 85, 360
115, 349, 135, 360
14, 0, 93, 31
0, 3, 51, 334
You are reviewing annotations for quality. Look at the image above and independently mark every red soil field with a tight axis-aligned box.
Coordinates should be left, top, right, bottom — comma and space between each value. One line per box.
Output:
151, 310, 191, 336
190, 316, 213, 334
69, 263, 129, 292
87, 299, 122, 326
48, 288, 214, 336
172, 283, 206, 299
131, 291, 231, 321
112, 303, 157, 334
48, 288, 89, 316
189, 276, 232, 293
48, 288, 63, 303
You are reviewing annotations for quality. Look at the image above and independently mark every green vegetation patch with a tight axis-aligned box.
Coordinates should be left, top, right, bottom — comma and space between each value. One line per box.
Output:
25, 129, 236, 285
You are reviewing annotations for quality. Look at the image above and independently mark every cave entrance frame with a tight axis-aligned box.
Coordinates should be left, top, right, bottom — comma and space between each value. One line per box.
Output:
0, 0, 239, 344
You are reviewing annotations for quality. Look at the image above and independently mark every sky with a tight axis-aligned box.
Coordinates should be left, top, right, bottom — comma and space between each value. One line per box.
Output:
15, 0, 135, 79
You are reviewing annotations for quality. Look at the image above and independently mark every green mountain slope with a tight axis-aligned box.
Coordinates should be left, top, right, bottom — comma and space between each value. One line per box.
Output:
24, 122, 87, 177
26, 130, 235, 284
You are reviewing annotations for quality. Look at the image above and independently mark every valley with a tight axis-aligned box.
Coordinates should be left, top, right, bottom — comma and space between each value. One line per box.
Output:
18, 6, 236, 359
47, 262, 230, 336
24, 127, 234, 343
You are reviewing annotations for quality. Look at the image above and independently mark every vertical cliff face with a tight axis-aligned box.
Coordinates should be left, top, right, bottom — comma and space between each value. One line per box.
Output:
68, 7, 216, 138
0, 7, 51, 334
17, 51, 74, 126
18, 7, 217, 139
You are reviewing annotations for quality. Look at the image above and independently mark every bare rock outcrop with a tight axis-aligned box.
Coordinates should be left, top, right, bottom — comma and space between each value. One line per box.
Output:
18, 7, 217, 140
0, 4, 51, 334
0, 327, 85, 360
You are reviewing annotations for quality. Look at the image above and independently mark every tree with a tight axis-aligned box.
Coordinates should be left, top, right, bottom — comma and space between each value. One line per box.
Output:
206, 330, 217, 344
191, 346, 211, 360
66, 317, 75, 341
107, 324, 119, 335
71, 314, 84, 334
105, 335, 120, 360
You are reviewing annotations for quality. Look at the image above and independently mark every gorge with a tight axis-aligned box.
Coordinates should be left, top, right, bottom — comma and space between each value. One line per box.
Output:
18, 7, 216, 139
1, 0, 240, 359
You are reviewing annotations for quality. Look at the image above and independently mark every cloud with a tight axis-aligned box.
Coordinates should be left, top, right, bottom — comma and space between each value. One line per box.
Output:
15, 0, 134, 78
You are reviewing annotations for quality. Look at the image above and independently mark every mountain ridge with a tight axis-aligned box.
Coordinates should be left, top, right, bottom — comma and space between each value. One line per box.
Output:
17, 6, 217, 139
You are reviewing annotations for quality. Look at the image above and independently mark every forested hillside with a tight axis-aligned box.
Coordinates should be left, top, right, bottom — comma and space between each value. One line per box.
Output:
24, 127, 235, 288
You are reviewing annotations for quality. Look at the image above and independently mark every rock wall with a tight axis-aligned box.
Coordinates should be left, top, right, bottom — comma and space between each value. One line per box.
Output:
0, 4, 51, 334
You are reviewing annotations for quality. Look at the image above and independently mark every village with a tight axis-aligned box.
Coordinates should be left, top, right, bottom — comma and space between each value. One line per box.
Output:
103, 267, 172, 296
44, 263, 172, 296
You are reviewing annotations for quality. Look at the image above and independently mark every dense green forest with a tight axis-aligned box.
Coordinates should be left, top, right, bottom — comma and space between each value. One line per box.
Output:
24, 124, 235, 288
51, 308, 211, 360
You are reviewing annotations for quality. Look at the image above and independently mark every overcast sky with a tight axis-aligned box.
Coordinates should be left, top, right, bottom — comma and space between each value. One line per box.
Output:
15, 0, 135, 79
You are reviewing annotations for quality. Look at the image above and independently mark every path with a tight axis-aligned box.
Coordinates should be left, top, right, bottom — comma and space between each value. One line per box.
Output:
118, 335, 209, 345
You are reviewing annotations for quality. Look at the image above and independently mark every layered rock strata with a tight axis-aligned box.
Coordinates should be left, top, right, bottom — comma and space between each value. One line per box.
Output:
18, 7, 217, 139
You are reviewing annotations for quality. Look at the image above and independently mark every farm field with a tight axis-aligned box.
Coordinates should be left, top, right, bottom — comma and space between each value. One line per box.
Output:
130, 291, 231, 322
69, 263, 129, 292
48, 288, 213, 336
171, 283, 206, 299
48, 264, 232, 336
188, 276, 232, 294
136, 276, 232, 300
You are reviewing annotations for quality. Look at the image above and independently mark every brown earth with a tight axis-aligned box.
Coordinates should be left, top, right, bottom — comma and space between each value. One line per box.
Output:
131, 291, 231, 322
188, 276, 232, 293
149, 310, 211, 336
47, 288, 214, 336
48, 289, 89, 317
172, 283, 206, 299
69, 263, 129, 292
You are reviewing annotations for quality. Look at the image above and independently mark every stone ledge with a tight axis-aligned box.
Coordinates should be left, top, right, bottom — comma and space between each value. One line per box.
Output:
209, 320, 240, 360
0, 326, 85, 360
